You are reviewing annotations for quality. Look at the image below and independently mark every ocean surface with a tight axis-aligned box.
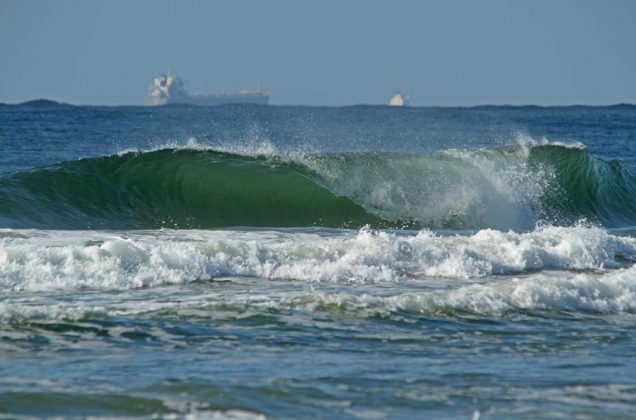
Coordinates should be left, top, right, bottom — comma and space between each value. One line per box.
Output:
1, 101, 636, 418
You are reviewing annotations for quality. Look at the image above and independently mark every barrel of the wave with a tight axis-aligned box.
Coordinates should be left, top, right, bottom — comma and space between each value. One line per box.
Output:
527, 144, 636, 228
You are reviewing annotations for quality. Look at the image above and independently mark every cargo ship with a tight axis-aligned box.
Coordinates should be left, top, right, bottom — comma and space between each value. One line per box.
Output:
147, 74, 271, 106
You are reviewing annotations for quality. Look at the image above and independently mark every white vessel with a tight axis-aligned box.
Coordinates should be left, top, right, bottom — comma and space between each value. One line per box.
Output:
389, 91, 410, 107
148, 74, 271, 106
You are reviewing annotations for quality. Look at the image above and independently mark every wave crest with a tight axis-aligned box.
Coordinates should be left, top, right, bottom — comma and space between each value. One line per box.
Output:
1, 141, 635, 230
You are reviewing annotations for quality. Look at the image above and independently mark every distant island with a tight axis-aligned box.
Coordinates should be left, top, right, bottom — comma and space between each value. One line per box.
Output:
17, 99, 69, 107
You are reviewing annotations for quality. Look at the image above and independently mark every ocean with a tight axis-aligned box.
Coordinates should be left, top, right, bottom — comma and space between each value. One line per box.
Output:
1, 102, 636, 418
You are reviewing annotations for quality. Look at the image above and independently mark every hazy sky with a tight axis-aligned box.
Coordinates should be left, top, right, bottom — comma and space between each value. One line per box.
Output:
1, 0, 635, 106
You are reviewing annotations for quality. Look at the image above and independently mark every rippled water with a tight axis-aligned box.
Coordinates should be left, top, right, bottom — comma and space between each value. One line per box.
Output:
1, 103, 636, 418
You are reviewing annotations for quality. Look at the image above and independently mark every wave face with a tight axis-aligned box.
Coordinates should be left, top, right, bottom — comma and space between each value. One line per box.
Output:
0, 149, 384, 229
1, 142, 636, 230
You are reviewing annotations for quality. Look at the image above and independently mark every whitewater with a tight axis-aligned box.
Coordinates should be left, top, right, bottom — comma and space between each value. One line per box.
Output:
1, 102, 636, 418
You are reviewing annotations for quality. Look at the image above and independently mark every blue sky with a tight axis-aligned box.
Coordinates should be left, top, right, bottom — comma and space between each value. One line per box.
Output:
1, 0, 635, 106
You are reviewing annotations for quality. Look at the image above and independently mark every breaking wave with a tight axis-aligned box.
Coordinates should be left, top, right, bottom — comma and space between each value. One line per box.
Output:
1, 141, 636, 230
2, 226, 636, 320
2, 226, 636, 292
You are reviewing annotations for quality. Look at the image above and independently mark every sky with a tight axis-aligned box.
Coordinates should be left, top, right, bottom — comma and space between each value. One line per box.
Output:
1, 0, 635, 106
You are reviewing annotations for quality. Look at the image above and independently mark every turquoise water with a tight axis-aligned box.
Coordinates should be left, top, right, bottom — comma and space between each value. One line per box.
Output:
1, 102, 636, 418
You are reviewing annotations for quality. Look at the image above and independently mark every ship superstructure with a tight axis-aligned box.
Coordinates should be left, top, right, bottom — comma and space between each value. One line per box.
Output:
389, 91, 410, 107
148, 74, 271, 106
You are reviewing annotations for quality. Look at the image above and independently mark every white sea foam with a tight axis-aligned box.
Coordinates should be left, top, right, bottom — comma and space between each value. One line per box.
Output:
404, 269, 636, 315
514, 132, 586, 150
1, 226, 635, 293
299, 135, 578, 231
3, 264, 636, 323
293, 266, 636, 316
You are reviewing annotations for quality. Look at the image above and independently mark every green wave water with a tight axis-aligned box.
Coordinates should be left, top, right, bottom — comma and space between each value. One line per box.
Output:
3, 104, 636, 419
529, 144, 636, 227
0, 149, 385, 229
1, 144, 635, 230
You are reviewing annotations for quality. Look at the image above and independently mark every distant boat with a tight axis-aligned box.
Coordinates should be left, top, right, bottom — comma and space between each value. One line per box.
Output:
389, 91, 410, 107
148, 74, 271, 106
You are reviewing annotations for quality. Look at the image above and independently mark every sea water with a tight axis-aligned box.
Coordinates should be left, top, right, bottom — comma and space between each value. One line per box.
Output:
1, 102, 636, 418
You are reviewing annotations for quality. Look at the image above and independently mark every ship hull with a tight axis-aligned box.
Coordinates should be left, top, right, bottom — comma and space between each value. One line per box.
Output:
166, 93, 269, 106
148, 74, 271, 106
